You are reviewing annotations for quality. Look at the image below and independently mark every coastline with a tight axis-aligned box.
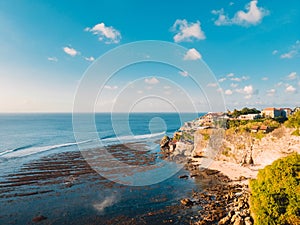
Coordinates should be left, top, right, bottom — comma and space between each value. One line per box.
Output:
159, 112, 300, 224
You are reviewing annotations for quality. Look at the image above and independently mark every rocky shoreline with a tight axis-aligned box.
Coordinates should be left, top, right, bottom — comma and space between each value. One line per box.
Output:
160, 114, 300, 225
179, 162, 253, 225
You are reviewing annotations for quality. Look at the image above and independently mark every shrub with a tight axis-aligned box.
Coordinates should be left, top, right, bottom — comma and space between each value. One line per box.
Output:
250, 153, 300, 225
285, 111, 300, 129
291, 129, 300, 136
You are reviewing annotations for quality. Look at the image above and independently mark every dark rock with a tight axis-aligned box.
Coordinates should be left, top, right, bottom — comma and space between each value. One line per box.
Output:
179, 175, 189, 179
180, 198, 193, 206
248, 156, 254, 165
32, 215, 47, 222
218, 215, 230, 225
232, 214, 243, 225
160, 136, 170, 149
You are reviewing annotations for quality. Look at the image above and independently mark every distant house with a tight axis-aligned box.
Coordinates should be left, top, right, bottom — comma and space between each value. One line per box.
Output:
259, 125, 270, 133
251, 126, 259, 133
238, 113, 261, 120
250, 125, 270, 133
261, 107, 285, 118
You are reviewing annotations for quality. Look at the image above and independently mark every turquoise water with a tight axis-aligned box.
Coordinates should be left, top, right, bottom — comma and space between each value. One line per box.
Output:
0, 113, 206, 224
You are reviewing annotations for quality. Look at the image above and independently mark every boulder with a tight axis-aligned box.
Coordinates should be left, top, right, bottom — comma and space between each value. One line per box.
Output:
180, 198, 193, 206
218, 215, 231, 225
232, 215, 243, 225
160, 136, 170, 150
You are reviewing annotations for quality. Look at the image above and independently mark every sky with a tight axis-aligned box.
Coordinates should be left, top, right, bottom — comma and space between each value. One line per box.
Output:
0, 0, 300, 112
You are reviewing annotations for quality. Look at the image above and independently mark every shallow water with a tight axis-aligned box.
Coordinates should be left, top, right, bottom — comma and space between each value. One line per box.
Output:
0, 113, 205, 224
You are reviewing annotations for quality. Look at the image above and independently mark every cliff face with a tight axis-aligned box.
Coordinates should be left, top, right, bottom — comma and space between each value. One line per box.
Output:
166, 123, 300, 169
162, 114, 300, 170
216, 126, 300, 166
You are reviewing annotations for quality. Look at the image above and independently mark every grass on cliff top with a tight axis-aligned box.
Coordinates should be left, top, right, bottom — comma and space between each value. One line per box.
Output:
285, 111, 300, 136
250, 153, 300, 225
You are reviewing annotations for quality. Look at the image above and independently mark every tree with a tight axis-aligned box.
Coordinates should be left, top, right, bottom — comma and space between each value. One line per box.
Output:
250, 153, 300, 225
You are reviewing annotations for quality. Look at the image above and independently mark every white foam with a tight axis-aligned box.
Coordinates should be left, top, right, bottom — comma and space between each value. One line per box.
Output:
0, 132, 165, 159
101, 131, 165, 144
1, 140, 92, 158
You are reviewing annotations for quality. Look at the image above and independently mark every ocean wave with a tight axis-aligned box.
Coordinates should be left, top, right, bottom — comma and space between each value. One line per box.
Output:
101, 131, 165, 144
0, 132, 165, 159
0, 140, 92, 158
0, 144, 36, 157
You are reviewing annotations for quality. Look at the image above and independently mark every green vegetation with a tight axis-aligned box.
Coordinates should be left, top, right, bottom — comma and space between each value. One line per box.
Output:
284, 111, 300, 136
291, 129, 300, 136
250, 153, 300, 225
285, 111, 300, 129
202, 133, 210, 141
226, 118, 280, 138
173, 132, 181, 141
222, 147, 231, 157
181, 131, 194, 142
229, 107, 261, 118
252, 131, 265, 140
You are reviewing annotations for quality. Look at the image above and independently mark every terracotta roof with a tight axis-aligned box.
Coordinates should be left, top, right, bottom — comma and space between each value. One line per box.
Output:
263, 107, 275, 111
251, 126, 259, 130
260, 125, 268, 130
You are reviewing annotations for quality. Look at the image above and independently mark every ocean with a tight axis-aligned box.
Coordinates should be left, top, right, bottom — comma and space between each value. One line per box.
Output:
0, 113, 205, 224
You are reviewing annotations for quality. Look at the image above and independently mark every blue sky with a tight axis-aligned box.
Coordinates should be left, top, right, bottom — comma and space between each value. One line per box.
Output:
0, 0, 300, 112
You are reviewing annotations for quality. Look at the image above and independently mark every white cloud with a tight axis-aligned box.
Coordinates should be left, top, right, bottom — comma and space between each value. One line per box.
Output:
207, 83, 218, 87
164, 86, 171, 89
231, 77, 242, 82
281, 51, 297, 59
244, 85, 253, 95
235, 85, 255, 98
275, 82, 283, 87
104, 85, 118, 90
212, 9, 232, 26
285, 85, 296, 93
261, 77, 268, 81
145, 77, 159, 85
299, 81, 300, 87
218, 77, 227, 82
267, 89, 276, 96
230, 76, 248, 82
84, 56, 95, 62
47, 57, 58, 62
212, 0, 269, 26
280, 40, 300, 59
287, 72, 297, 80
85, 22, 121, 44
137, 90, 143, 94
183, 48, 201, 60
230, 83, 238, 88
242, 76, 250, 80
93, 195, 118, 213
235, 89, 243, 94
217, 88, 223, 93
63, 47, 78, 57
225, 89, 233, 95
272, 50, 278, 55
227, 73, 234, 77
171, 19, 206, 42
179, 71, 189, 77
